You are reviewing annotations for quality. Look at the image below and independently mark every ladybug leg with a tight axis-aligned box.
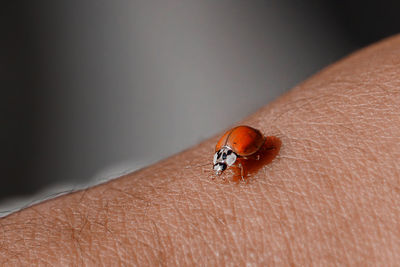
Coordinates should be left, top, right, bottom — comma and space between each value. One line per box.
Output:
238, 163, 245, 182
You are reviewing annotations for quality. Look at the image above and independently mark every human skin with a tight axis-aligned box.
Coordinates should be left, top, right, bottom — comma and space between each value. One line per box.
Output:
1, 35, 400, 266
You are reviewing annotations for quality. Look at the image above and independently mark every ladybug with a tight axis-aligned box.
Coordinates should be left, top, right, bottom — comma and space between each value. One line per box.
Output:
213, 125, 265, 176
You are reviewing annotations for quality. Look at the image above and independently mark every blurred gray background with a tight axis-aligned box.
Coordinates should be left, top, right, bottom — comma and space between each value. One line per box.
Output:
2, 1, 399, 205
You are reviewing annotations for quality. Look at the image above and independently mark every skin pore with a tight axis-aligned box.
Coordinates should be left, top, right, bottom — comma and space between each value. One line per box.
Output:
1, 35, 400, 265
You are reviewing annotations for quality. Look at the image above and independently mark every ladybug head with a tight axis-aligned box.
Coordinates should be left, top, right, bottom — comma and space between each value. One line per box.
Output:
213, 146, 237, 175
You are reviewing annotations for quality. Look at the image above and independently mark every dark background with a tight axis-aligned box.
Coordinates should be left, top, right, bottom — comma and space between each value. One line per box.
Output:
2, 1, 399, 202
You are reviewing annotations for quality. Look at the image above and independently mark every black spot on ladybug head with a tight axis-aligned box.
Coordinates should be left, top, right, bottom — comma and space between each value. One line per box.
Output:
213, 162, 227, 175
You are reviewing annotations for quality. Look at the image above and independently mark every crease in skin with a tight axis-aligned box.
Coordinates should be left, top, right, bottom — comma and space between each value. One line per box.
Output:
275, 159, 314, 262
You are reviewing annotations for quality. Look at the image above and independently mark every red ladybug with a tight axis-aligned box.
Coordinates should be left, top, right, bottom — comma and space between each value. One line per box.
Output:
213, 125, 265, 176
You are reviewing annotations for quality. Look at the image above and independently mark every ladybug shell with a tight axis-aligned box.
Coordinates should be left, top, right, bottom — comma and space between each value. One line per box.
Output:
215, 125, 265, 157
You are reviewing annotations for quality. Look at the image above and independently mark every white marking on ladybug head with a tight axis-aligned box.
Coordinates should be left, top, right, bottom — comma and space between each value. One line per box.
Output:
213, 146, 237, 175
213, 152, 218, 165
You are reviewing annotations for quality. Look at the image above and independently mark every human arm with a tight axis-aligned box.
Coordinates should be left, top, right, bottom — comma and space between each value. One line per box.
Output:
1, 35, 400, 265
